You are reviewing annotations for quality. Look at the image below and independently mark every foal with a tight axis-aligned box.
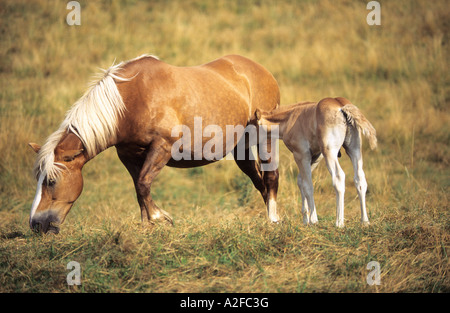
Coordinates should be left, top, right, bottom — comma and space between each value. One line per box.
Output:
256, 97, 377, 227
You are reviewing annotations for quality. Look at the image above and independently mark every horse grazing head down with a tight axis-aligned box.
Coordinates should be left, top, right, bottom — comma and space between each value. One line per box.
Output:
28, 133, 86, 234
28, 54, 281, 234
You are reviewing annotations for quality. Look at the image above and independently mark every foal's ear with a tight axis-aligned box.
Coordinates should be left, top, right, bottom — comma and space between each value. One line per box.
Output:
28, 143, 41, 154
62, 149, 84, 162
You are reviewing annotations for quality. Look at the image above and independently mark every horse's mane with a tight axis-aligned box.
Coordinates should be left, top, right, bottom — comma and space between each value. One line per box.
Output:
33, 54, 157, 181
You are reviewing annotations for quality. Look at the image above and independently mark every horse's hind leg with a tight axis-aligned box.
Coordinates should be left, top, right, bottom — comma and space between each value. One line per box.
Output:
259, 135, 280, 223
344, 130, 370, 225
233, 146, 267, 202
233, 135, 280, 223
263, 165, 280, 223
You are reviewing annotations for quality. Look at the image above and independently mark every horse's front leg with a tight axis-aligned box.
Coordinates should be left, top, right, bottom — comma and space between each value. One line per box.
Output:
135, 138, 173, 225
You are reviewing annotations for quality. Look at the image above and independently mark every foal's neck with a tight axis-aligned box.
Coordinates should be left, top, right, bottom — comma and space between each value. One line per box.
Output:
260, 102, 316, 139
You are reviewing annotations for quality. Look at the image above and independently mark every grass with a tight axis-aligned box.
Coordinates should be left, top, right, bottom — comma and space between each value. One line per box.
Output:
0, 0, 449, 293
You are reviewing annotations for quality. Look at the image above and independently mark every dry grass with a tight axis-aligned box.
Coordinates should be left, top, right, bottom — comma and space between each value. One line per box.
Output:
0, 0, 449, 293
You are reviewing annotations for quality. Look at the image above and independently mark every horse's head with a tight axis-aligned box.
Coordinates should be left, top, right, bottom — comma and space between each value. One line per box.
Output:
28, 139, 85, 234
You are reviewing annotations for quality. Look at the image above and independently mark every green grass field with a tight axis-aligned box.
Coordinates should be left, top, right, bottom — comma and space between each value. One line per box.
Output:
0, 0, 448, 292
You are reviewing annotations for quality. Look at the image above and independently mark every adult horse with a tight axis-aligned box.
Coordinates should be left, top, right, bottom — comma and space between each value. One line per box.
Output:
28, 54, 280, 234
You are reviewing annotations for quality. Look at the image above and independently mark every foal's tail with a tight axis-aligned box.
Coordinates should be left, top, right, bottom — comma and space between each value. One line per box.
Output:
340, 104, 377, 150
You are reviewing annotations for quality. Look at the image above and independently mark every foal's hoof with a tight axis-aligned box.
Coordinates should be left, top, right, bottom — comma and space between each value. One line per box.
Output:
303, 216, 318, 226
270, 219, 282, 225
361, 220, 370, 227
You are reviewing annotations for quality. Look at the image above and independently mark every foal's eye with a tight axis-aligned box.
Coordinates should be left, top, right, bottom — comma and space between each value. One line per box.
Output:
48, 179, 56, 187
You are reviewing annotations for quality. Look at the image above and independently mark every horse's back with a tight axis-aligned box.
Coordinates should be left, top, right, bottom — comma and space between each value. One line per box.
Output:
220, 55, 280, 112
120, 55, 279, 115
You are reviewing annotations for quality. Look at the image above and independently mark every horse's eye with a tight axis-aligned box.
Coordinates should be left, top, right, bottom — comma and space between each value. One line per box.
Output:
48, 179, 56, 187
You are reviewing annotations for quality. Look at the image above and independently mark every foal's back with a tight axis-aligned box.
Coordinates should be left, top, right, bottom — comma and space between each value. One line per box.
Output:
315, 98, 351, 130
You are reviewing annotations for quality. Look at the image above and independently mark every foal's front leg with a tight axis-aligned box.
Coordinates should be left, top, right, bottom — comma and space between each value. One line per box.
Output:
294, 154, 318, 225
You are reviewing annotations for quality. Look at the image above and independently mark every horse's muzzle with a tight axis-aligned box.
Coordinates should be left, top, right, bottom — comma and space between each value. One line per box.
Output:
30, 213, 61, 234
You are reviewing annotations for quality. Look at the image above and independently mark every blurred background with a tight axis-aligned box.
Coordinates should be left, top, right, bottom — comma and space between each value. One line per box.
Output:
0, 0, 448, 292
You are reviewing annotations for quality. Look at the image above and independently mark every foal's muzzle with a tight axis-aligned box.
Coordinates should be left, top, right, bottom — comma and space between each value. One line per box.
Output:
30, 213, 61, 234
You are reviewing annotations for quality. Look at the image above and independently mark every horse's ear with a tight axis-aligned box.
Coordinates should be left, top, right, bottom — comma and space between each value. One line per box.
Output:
28, 143, 41, 154
62, 149, 84, 162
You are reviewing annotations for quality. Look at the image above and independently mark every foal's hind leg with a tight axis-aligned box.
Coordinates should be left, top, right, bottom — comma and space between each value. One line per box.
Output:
307, 154, 323, 223
322, 148, 346, 228
344, 130, 370, 225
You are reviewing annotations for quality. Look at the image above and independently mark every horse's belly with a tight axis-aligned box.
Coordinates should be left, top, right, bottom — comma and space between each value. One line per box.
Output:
166, 158, 219, 168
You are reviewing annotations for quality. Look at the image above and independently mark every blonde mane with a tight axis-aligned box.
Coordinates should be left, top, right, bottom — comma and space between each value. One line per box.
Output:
33, 54, 158, 181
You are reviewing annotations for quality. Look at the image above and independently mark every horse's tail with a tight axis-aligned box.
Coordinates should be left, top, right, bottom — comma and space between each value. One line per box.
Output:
340, 104, 377, 150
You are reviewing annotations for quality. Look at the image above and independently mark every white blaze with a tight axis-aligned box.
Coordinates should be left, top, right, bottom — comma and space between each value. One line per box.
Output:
29, 174, 44, 225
